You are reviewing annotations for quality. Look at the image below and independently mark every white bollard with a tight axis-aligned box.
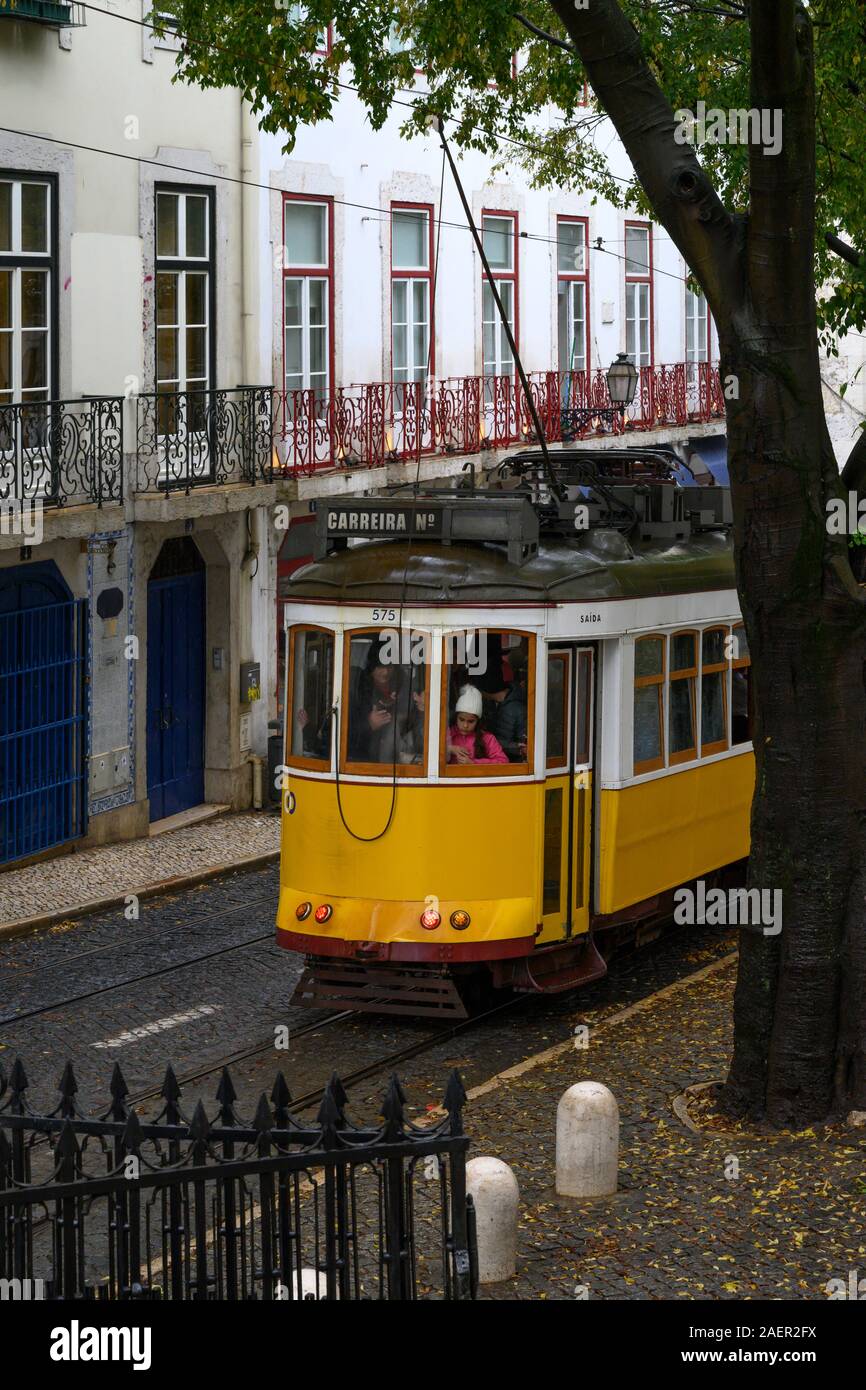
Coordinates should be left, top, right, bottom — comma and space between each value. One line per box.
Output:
555, 1081, 619, 1197
288, 1268, 336, 1300
466, 1156, 519, 1283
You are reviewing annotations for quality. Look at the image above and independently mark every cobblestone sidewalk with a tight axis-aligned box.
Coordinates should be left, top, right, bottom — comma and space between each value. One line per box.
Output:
0, 812, 280, 932
459, 958, 866, 1301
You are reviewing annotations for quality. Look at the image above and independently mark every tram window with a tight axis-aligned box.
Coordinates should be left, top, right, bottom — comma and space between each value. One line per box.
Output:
701, 627, 729, 756
441, 629, 534, 775
543, 787, 564, 915
731, 623, 753, 746
546, 651, 569, 767
288, 627, 334, 766
633, 635, 665, 774
342, 630, 429, 774
669, 630, 697, 764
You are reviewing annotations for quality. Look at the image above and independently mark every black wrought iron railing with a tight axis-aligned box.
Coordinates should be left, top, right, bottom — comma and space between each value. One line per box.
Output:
0, 1059, 477, 1301
0, 397, 123, 508
135, 386, 274, 496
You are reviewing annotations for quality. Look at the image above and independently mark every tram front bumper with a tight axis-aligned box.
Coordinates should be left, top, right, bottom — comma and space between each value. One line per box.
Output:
277, 890, 537, 963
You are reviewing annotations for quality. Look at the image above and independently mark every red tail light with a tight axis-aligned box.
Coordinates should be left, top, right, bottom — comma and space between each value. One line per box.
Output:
420, 908, 441, 930
314, 904, 333, 924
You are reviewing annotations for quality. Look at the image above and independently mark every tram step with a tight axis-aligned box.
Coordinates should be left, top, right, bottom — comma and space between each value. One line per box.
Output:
512, 937, 608, 995
291, 959, 470, 1019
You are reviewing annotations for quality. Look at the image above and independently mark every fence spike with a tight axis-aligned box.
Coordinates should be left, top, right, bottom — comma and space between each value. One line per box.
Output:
328, 1071, 348, 1121
270, 1071, 293, 1127
160, 1064, 183, 1125
443, 1069, 467, 1134
107, 1062, 130, 1120
0, 1126, 11, 1172
215, 1066, 238, 1125
253, 1093, 272, 1134
189, 1099, 211, 1146
317, 1082, 342, 1145
381, 1073, 406, 1140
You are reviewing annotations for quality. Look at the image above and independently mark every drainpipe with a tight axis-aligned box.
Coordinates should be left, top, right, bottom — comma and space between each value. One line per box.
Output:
240, 96, 259, 384
247, 753, 264, 810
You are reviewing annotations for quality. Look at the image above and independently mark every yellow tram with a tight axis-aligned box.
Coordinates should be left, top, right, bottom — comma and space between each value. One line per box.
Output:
276, 450, 754, 1016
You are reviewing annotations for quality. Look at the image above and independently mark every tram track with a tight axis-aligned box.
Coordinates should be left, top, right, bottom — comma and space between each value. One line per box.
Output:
0, 922, 276, 1030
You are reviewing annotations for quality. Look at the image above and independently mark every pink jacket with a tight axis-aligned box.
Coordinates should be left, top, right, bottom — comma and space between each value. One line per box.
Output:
447, 726, 509, 765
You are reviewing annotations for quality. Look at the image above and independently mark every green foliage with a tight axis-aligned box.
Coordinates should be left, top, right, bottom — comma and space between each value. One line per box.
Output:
160, 0, 866, 344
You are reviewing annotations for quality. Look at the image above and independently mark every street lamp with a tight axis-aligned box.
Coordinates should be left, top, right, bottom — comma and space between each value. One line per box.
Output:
606, 352, 639, 410
561, 352, 639, 441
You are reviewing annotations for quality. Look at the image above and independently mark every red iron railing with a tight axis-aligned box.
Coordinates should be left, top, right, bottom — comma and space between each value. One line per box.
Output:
273, 362, 724, 477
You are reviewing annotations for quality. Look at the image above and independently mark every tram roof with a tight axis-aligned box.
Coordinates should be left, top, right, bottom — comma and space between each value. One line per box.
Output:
285, 528, 735, 606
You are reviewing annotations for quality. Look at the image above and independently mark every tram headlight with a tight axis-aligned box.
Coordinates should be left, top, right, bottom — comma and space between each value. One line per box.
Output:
450, 910, 471, 931
314, 904, 333, 924
296, 902, 312, 921
420, 908, 441, 930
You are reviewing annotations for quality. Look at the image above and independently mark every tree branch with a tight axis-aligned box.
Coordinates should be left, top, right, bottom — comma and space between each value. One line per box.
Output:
826, 232, 863, 269
513, 12, 575, 54
546, 0, 742, 329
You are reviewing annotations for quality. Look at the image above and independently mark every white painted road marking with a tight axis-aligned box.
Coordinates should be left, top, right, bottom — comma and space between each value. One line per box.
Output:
91, 1004, 223, 1050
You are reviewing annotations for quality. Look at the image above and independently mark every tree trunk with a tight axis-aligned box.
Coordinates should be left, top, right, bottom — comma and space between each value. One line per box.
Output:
551, 0, 866, 1122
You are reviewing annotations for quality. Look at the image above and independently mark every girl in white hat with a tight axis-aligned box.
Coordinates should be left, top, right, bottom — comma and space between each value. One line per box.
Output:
447, 685, 509, 765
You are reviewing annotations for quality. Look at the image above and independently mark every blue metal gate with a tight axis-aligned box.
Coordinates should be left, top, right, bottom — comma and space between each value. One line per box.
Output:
0, 597, 87, 866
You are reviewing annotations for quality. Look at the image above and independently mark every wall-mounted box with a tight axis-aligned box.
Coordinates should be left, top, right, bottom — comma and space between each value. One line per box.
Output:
240, 661, 261, 704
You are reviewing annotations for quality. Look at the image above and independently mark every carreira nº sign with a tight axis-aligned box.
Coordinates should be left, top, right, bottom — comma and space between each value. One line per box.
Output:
325, 506, 442, 537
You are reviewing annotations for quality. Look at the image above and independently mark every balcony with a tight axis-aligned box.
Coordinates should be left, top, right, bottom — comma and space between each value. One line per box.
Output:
273, 363, 724, 477
0, 0, 86, 25
0, 397, 123, 509
135, 386, 274, 497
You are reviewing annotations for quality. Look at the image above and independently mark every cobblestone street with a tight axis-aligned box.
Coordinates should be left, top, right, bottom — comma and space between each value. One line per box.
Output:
5, 857, 863, 1302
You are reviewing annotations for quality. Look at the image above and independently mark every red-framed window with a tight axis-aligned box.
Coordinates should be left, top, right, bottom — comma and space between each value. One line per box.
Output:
556, 215, 590, 375
286, 4, 332, 56
624, 219, 653, 368
282, 193, 334, 402
390, 202, 434, 383
481, 210, 518, 382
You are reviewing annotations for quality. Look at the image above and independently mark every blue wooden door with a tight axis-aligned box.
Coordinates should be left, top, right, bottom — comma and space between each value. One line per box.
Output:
146, 570, 205, 821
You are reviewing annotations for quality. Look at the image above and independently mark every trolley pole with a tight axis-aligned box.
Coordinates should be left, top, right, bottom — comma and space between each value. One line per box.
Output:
432, 116, 565, 503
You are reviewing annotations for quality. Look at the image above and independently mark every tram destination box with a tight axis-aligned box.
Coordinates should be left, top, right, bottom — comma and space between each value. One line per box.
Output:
314, 496, 539, 565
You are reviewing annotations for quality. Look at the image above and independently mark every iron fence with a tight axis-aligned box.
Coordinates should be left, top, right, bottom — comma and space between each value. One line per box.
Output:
0, 397, 123, 507
0, 1059, 477, 1301
135, 386, 274, 496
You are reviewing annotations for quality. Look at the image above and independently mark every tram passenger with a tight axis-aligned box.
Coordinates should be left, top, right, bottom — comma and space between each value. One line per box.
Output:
296, 706, 331, 759
484, 655, 528, 761
397, 688, 426, 764
447, 686, 509, 765
349, 650, 405, 763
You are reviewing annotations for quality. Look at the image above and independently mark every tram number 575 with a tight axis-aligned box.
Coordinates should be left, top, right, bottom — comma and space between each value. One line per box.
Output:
371, 609, 397, 623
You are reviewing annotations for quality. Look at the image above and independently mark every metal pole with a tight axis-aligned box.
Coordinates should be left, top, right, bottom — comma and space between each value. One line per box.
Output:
434, 118, 565, 502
